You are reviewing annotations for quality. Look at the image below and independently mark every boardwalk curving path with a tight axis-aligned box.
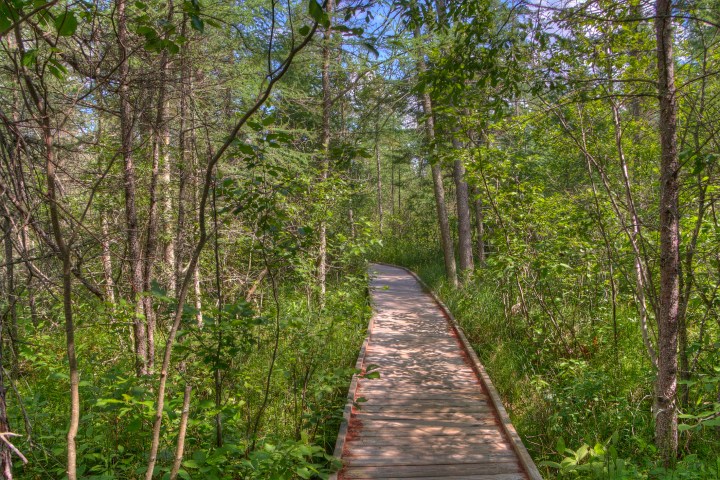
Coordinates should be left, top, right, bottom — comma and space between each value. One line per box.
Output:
331, 263, 542, 480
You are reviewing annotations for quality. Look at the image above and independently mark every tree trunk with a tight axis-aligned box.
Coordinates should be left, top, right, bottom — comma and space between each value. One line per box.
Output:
654, 0, 680, 465
14, 24, 80, 478
471, 186, 486, 265
101, 216, 115, 304
375, 119, 382, 233
318, 0, 335, 307
453, 140, 474, 274
44, 105, 79, 480
611, 102, 657, 367
118, 0, 147, 376
0, 218, 13, 478
414, 27, 457, 287
169, 385, 192, 480
174, 17, 190, 296
2, 218, 18, 360
143, 7, 173, 371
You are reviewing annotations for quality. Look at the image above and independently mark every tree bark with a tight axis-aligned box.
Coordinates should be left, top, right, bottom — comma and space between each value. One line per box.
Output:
117, 0, 147, 376
169, 385, 192, 480
2, 218, 18, 360
0, 219, 13, 478
654, 0, 680, 465
14, 24, 80, 478
611, 102, 658, 367
143, 6, 173, 372
317, 0, 335, 307
414, 27, 457, 287
471, 186, 486, 265
453, 140, 474, 274
101, 216, 115, 304
375, 118, 382, 233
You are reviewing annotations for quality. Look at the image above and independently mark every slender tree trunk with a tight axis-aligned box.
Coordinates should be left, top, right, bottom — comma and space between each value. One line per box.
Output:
471, 186, 486, 265
143, 9, 174, 371
654, 0, 680, 464
44, 108, 79, 480
101, 216, 115, 304
398, 168, 401, 212
375, 119, 382, 233
194, 262, 202, 327
453, 139, 474, 274
2, 218, 18, 360
118, 0, 147, 376
169, 385, 192, 480
0, 218, 12, 478
611, 103, 658, 366
414, 27, 457, 287
390, 161, 395, 217
14, 24, 80, 478
174, 17, 190, 295
317, 0, 335, 307
20, 228, 37, 327
159, 3, 175, 294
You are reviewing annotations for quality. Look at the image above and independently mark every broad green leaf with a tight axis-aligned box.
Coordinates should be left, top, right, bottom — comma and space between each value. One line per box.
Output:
308, 0, 323, 22
21, 49, 38, 67
54, 11, 77, 36
190, 14, 204, 32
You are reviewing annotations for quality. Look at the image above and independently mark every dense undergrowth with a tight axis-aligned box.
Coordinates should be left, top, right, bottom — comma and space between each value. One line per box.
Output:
376, 239, 720, 479
10, 273, 370, 479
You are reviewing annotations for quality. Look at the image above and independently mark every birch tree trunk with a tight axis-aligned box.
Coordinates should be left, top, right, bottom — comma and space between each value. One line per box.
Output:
317, 0, 335, 306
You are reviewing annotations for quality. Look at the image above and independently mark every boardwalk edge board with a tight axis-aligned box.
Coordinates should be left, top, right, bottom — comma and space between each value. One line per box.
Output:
329, 288, 376, 480
379, 262, 543, 480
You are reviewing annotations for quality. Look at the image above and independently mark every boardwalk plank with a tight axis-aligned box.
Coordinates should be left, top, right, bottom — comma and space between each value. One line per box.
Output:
342, 463, 523, 478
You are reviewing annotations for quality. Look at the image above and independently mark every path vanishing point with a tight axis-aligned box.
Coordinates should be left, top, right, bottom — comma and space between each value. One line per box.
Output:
331, 263, 543, 480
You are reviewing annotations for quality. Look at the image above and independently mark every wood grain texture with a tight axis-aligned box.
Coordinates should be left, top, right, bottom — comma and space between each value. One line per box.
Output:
331, 264, 542, 479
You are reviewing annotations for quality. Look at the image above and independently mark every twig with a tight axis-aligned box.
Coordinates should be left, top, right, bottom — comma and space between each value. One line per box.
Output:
0, 432, 28, 464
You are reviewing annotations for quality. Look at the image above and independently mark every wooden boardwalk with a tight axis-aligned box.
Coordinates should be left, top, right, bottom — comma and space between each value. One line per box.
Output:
331, 264, 542, 480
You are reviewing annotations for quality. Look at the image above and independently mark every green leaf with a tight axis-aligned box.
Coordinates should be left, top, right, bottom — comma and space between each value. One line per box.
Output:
190, 14, 204, 32
0, 14, 11, 33
308, 0, 323, 22
298, 25, 310, 36
21, 49, 38, 67
361, 41, 379, 58
54, 11, 78, 36
235, 143, 254, 156
165, 40, 180, 54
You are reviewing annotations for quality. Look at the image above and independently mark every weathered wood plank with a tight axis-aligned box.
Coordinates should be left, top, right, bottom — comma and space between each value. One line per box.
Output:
350, 426, 506, 437
344, 453, 519, 467
341, 462, 523, 478
348, 475, 526, 480
348, 443, 514, 456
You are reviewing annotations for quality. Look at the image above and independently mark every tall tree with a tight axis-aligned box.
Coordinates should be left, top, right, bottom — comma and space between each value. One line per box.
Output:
654, 0, 680, 464
412, 17, 458, 287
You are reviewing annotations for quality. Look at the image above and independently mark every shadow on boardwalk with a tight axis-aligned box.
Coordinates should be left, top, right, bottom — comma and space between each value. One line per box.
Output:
331, 263, 542, 480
